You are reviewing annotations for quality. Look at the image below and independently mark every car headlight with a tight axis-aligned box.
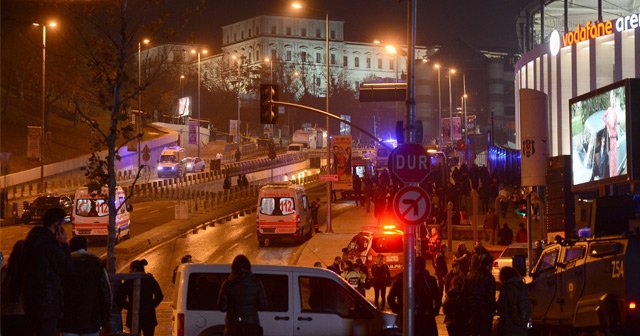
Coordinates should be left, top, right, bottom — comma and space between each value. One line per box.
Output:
157, 166, 162, 171
187, 164, 193, 168
171, 166, 176, 170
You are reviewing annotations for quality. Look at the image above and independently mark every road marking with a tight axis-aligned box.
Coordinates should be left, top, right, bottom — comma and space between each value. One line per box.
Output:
149, 209, 160, 214
243, 233, 253, 240
230, 243, 238, 250
135, 205, 152, 211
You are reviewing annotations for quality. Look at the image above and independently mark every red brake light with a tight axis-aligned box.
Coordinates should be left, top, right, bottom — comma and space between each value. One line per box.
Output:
177, 313, 184, 336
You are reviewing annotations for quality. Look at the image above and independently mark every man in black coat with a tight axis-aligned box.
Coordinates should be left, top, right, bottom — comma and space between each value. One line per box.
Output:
464, 254, 496, 336
217, 255, 267, 335
21, 207, 73, 336
58, 236, 111, 335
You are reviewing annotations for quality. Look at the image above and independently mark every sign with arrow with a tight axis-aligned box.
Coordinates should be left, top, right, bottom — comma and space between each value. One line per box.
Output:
393, 185, 431, 225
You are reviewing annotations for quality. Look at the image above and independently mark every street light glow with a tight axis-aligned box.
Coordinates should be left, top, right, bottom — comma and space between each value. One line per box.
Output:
450, 68, 456, 74
385, 45, 397, 54
291, 2, 303, 9
142, 38, 150, 44
434, 63, 440, 69
264, 57, 270, 62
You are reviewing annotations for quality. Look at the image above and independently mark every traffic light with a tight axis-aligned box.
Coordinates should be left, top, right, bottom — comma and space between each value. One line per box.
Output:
260, 84, 279, 124
457, 139, 466, 151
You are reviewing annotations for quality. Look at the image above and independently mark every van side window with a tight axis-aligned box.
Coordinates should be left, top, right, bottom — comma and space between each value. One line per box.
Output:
298, 276, 356, 318
302, 195, 308, 210
187, 273, 288, 312
536, 248, 559, 273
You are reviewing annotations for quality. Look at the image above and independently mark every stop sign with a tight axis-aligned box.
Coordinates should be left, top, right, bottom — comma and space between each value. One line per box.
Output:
389, 143, 429, 184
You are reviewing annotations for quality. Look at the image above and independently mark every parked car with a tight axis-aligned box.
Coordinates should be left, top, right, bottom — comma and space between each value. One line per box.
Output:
22, 194, 73, 224
491, 243, 528, 283
181, 157, 206, 173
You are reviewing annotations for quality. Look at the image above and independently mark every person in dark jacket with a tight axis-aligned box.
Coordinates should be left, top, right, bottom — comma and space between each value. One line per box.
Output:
117, 259, 164, 336
496, 267, 531, 336
59, 236, 111, 336
370, 254, 391, 310
443, 275, 469, 336
432, 244, 448, 294
464, 254, 496, 336
21, 207, 73, 336
453, 243, 471, 276
327, 256, 342, 274
1, 240, 31, 336
217, 254, 267, 336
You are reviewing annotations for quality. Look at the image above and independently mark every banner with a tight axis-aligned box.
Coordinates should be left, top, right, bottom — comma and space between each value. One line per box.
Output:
188, 119, 198, 145
27, 126, 41, 160
466, 115, 477, 134
229, 120, 238, 137
520, 89, 548, 186
177, 96, 191, 117
332, 135, 353, 190
441, 117, 462, 142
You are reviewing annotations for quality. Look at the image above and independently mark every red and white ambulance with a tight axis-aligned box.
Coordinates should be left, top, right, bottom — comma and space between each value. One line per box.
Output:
71, 186, 132, 242
256, 182, 312, 246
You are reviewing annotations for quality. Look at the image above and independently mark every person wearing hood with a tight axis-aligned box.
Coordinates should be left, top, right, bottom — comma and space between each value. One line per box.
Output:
117, 259, 163, 336
496, 266, 531, 336
217, 255, 267, 336
21, 207, 73, 336
58, 236, 111, 336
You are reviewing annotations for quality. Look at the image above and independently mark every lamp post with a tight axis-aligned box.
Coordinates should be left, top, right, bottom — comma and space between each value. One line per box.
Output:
264, 57, 273, 83
191, 48, 208, 158
232, 55, 242, 145
137, 38, 150, 172
434, 64, 442, 144
179, 74, 185, 98
33, 21, 56, 193
292, 2, 332, 232
448, 68, 456, 145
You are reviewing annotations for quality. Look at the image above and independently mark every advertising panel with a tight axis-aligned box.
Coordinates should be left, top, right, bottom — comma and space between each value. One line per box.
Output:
188, 119, 198, 145
569, 79, 639, 189
520, 89, 548, 186
229, 120, 238, 137
441, 117, 462, 142
177, 96, 191, 117
27, 126, 41, 160
332, 135, 353, 190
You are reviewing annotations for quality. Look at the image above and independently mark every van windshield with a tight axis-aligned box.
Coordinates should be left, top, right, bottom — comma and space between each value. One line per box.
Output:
75, 199, 109, 217
160, 154, 177, 162
260, 197, 295, 216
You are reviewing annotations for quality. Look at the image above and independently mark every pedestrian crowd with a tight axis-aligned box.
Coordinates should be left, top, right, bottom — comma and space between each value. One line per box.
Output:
0, 207, 164, 336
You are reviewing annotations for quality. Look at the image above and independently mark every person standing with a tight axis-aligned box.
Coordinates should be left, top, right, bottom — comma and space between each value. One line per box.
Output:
432, 245, 448, 294
427, 227, 442, 257
234, 149, 241, 162
117, 259, 164, 336
217, 255, 267, 336
443, 276, 469, 336
327, 256, 342, 274
516, 223, 528, 243
1, 240, 31, 336
341, 261, 365, 295
498, 223, 514, 245
362, 172, 374, 212
58, 236, 111, 336
453, 243, 471, 276
223, 174, 232, 191
370, 254, 391, 310
21, 207, 73, 336
483, 208, 498, 244
310, 198, 321, 233
355, 258, 369, 296
172, 254, 193, 284
464, 254, 496, 336
496, 267, 531, 336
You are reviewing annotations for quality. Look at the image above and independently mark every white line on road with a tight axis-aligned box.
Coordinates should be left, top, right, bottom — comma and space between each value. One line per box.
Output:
230, 243, 238, 250
149, 210, 160, 214
243, 233, 253, 240
135, 205, 152, 211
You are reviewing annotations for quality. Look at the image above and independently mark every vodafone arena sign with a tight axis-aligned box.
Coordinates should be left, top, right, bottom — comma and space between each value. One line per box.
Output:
388, 143, 430, 184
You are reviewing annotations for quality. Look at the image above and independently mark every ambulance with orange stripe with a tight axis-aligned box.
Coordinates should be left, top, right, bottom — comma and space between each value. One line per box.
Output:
71, 186, 132, 243
256, 182, 313, 247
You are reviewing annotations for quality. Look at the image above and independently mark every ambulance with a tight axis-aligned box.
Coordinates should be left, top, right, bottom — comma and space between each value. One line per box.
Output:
256, 182, 312, 246
71, 186, 132, 242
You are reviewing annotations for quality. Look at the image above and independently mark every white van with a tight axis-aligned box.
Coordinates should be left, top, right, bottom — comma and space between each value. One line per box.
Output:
172, 264, 400, 336
256, 182, 312, 246
71, 186, 132, 242
286, 143, 305, 154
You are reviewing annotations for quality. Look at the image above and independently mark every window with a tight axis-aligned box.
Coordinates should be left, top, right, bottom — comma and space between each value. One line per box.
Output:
187, 273, 288, 312
256, 27, 260, 35
255, 50, 260, 61
354, 57, 360, 67
302, 195, 308, 210
330, 30, 336, 39
75, 199, 108, 217
286, 27, 292, 35
299, 276, 357, 317
563, 247, 585, 262
316, 52, 321, 63
248, 28, 251, 37
300, 51, 307, 63
301, 27, 307, 37
226, 36, 229, 44
371, 235, 403, 253
316, 77, 321, 86
366, 57, 371, 68
316, 29, 321, 38
377, 59, 382, 69
233, 33, 237, 41
271, 49, 277, 60
389, 59, 394, 70
260, 197, 295, 215
271, 26, 276, 34
536, 248, 558, 273
343, 56, 348, 67
286, 50, 292, 61
330, 54, 335, 65
241, 31, 244, 39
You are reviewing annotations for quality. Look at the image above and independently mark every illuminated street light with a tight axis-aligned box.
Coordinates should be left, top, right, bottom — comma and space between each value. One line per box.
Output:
137, 38, 150, 172
32, 20, 57, 192
191, 48, 208, 158
292, 1, 333, 232
264, 57, 273, 83
449, 68, 456, 145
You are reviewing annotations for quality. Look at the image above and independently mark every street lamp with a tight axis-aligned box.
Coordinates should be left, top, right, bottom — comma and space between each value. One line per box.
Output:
179, 74, 185, 98
137, 38, 150, 172
33, 20, 57, 193
264, 57, 273, 83
448, 68, 456, 145
232, 54, 243, 144
292, 1, 333, 233
191, 48, 208, 158
380, 42, 400, 122
434, 64, 442, 144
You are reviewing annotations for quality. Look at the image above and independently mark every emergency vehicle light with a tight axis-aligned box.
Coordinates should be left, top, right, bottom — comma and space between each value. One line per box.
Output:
630, 302, 637, 310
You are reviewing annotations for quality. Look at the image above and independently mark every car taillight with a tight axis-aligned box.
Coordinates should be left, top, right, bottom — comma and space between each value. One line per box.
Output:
177, 313, 184, 336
